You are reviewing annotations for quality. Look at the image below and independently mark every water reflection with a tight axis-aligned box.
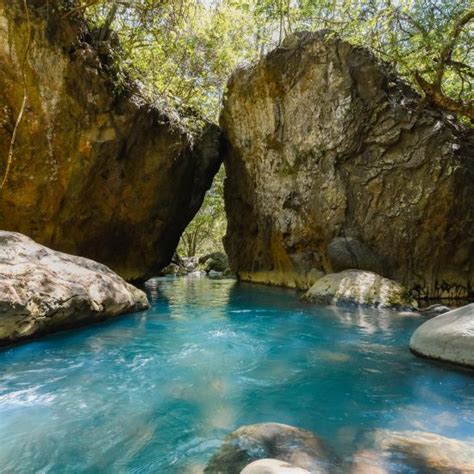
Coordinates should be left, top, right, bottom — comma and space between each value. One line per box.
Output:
0, 276, 472, 473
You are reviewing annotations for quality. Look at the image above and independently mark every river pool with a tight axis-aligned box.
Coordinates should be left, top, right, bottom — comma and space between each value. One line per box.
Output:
0, 277, 472, 472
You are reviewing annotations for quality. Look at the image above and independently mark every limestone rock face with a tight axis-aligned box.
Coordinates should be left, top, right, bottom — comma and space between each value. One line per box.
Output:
0, 231, 149, 346
410, 303, 474, 368
204, 422, 338, 474
221, 31, 474, 297
303, 270, 418, 310
0, 1, 222, 281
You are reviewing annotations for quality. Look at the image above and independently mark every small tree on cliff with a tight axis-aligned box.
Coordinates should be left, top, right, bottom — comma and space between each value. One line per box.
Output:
178, 167, 226, 257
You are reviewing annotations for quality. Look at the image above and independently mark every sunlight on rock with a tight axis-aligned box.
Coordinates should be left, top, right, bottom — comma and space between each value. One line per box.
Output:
304, 271, 417, 310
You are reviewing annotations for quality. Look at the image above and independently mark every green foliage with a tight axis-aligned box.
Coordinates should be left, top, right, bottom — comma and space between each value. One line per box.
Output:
84, 0, 256, 126
178, 167, 227, 257
80, 0, 472, 126
246, 0, 473, 121
71, 0, 472, 255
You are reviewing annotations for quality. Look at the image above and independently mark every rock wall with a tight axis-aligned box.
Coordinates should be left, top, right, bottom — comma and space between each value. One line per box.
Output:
0, 0, 222, 281
222, 31, 474, 298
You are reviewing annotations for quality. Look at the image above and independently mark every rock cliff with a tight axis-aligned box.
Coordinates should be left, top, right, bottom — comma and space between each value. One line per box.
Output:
221, 31, 474, 298
0, 0, 222, 281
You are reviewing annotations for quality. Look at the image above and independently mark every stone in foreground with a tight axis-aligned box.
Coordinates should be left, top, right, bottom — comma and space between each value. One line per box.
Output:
0, 231, 149, 346
241, 459, 310, 473
410, 304, 474, 368
204, 422, 338, 474
303, 270, 417, 310
373, 430, 474, 472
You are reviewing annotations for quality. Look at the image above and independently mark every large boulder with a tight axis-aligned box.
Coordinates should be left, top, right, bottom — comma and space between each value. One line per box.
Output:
204, 423, 339, 474
0, 1, 222, 282
410, 304, 474, 368
221, 30, 474, 297
303, 270, 418, 310
0, 231, 149, 346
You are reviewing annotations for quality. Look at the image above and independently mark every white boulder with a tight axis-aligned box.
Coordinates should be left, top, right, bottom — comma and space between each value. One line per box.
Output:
0, 231, 149, 346
410, 304, 474, 368
303, 270, 417, 310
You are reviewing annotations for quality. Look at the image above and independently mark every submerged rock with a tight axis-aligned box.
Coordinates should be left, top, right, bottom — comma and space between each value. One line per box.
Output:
303, 270, 418, 310
0, 2, 222, 281
372, 430, 474, 473
204, 422, 338, 474
221, 30, 474, 297
410, 304, 474, 368
350, 450, 387, 474
0, 231, 149, 346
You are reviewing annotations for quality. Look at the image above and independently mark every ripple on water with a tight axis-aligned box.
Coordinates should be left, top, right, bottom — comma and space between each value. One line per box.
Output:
0, 277, 472, 473
0, 387, 57, 407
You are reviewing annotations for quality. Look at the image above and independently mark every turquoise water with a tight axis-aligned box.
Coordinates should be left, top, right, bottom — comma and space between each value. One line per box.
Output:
0, 277, 473, 473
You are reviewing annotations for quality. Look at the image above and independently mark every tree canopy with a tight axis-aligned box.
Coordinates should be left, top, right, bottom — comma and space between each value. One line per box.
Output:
71, 0, 473, 125
61, 0, 473, 256
178, 167, 226, 257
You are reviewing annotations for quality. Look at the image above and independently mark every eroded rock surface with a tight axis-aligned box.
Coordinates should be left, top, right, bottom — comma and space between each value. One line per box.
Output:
204, 422, 338, 474
303, 270, 418, 310
221, 31, 474, 297
0, 231, 149, 346
0, 1, 222, 281
410, 303, 474, 368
